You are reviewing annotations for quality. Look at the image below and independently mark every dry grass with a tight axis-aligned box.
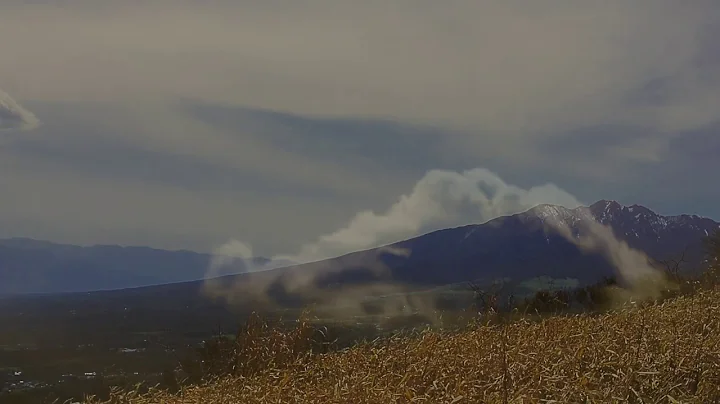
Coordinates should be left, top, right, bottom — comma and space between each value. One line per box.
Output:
87, 288, 720, 404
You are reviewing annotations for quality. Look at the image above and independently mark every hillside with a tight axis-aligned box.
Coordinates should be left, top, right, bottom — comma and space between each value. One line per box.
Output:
86, 287, 720, 403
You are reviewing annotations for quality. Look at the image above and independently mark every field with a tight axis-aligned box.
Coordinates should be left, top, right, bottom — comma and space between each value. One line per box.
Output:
86, 286, 720, 404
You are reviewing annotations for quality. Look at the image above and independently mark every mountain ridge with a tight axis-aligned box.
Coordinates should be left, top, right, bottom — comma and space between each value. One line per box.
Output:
1, 200, 717, 296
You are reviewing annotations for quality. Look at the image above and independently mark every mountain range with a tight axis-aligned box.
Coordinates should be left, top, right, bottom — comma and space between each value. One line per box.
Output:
1, 200, 717, 297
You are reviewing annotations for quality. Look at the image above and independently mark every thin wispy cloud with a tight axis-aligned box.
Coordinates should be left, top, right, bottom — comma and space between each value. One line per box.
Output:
0, 89, 39, 131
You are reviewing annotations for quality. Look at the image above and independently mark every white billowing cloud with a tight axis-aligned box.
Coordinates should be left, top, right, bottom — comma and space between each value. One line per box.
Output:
209, 167, 667, 311
581, 221, 663, 287
280, 168, 583, 263
214, 167, 665, 287
214, 167, 584, 267
549, 211, 670, 301
0, 89, 39, 131
209, 167, 585, 278
208, 239, 253, 276
208, 240, 298, 278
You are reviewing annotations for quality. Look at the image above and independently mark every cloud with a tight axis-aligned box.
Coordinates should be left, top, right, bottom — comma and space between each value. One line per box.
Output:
210, 167, 665, 275
182, 102, 447, 174
0, 89, 39, 131
2, 1, 720, 260
207, 167, 667, 315
549, 209, 665, 287
1, 2, 719, 141
3, 100, 719, 258
10, 100, 390, 198
208, 167, 586, 282
1, 1, 718, 195
279, 168, 583, 263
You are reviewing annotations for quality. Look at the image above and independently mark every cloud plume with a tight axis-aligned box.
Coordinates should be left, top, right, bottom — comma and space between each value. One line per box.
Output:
206, 168, 667, 317
549, 213, 671, 302
0, 89, 39, 131
279, 168, 583, 264
209, 168, 583, 270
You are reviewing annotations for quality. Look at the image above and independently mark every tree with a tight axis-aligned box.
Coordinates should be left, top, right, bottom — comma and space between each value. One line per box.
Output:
656, 247, 689, 282
706, 229, 720, 262
467, 280, 503, 314
702, 228, 720, 285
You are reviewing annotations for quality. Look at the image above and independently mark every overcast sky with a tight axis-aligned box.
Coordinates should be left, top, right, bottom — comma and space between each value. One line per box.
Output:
1, 1, 719, 258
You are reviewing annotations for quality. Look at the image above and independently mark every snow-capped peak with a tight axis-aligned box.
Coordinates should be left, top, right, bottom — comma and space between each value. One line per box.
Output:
527, 204, 592, 228
522, 200, 718, 238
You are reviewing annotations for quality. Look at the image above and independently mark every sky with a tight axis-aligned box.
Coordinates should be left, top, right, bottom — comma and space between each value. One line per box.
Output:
1, 1, 719, 258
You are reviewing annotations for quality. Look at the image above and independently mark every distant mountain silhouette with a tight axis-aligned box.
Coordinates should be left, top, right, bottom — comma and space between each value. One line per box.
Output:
1, 201, 717, 297
0, 239, 269, 295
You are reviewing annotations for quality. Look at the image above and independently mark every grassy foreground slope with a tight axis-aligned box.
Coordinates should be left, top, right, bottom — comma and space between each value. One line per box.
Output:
88, 288, 720, 404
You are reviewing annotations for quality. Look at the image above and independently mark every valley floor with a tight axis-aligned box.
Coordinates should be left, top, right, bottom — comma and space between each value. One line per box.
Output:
87, 287, 720, 404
